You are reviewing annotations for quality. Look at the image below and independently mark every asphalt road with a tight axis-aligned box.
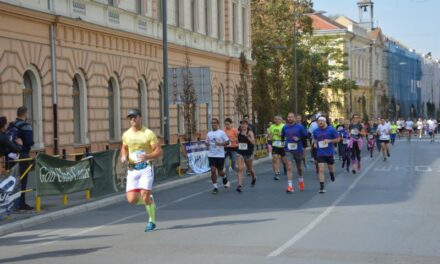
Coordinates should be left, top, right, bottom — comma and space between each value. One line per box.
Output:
1, 138, 440, 264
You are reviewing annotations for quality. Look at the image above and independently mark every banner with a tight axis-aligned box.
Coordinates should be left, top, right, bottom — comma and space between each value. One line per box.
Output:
35, 154, 93, 196
90, 149, 118, 197
184, 141, 210, 174
0, 175, 20, 219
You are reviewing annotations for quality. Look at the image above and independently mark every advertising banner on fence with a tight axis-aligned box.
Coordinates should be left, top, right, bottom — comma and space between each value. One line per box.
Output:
35, 154, 93, 196
0, 175, 20, 219
184, 141, 210, 174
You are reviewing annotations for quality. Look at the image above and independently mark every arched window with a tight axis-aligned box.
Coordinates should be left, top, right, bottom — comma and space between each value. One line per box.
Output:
73, 73, 89, 144
218, 85, 224, 128
158, 82, 164, 135
138, 78, 148, 126
22, 68, 43, 149
108, 76, 121, 141
73, 76, 81, 144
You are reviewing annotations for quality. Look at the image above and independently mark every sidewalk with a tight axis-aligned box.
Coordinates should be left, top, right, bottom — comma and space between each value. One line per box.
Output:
0, 156, 271, 236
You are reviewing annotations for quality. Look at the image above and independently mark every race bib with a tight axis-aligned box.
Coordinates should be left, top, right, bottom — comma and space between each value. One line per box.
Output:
272, 140, 283, 147
351, 129, 359, 135
343, 138, 349, 145
368, 135, 373, 139
129, 150, 145, 163
318, 141, 329, 148
238, 143, 248, 150
287, 143, 297, 150
380, 135, 390, 140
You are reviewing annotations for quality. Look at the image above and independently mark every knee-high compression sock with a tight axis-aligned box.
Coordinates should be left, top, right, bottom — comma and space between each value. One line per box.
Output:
146, 204, 156, 223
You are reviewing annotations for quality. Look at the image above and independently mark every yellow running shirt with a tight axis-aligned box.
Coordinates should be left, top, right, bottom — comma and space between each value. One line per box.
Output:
122, 127, 159, 164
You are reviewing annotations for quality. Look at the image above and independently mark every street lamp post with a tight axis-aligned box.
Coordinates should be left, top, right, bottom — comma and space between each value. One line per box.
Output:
162, 0, 169, 144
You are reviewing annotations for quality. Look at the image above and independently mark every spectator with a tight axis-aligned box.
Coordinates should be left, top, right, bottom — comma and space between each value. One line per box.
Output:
7, 107, 34, 210
0, 116, 22, 174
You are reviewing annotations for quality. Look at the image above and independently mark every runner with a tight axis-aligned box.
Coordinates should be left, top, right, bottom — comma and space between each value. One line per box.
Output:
206, 118, 231, 194
120, 109, 162, 232
416, 118, 423, 139
390, 121, 398, 145
268, 115, 285, 180
396, 118, 404, 139
223, 118, 238, 180
308, 115, 320, 174
296, 114, 309, 169
427, 118, 436, 142
313, 116, 340, 193
348, 114, 364, 174
282, 113, 308, 192
338, 122, 351, 172
235, 120, 256, 192
377, 118, 391, 161
366, 120, 377, 158
405, 118, 414, 142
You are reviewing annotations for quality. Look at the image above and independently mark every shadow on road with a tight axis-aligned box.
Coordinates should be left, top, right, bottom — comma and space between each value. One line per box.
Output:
165, 218, 275, 230
0, 246, 111, 263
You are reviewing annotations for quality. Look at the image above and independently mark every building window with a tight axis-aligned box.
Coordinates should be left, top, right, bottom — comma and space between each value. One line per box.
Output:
175, 0, 181, 26
138, 78, 148, 126
217, 0, 223, 40
22, 71, 34, 125
159, 82, 164, 135
22, 67, 43, 149
108, 76, 121, 141
232, 2, 238, 43
191, 0, 198, 32
205, 0, 211, 35
218, 86, 224, 128
157, 0, 162, 21
242, 7, 247, 45
73, 76, 81, 144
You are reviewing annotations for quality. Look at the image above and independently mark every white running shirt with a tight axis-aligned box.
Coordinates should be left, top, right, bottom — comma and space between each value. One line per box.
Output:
206, 130, 230, 158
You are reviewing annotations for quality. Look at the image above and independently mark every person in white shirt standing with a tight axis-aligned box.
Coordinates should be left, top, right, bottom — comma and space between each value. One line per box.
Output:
377, 118, 391, 161
206, 118, 231, 194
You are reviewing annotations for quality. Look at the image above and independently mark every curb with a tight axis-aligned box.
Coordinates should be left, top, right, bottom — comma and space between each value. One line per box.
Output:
0, 156, 271, 237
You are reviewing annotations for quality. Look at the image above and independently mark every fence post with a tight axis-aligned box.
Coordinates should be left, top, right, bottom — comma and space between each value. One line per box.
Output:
62, 149, 67, 160
35, 196, 41, 212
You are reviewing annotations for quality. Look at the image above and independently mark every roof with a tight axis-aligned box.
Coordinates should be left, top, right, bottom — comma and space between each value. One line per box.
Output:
308, 13, 346, 31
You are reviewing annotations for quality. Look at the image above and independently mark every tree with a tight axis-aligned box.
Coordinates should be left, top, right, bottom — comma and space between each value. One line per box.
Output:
236, 52, 250, 118
180, 53, 197, 141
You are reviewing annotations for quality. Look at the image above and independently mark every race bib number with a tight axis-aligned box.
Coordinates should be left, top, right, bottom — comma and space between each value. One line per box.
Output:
129, 150, 145, 163
380, 135, 390, 140
272, 140, 283, 147
351, 129, 359, 135
343, 138, 349, 145
368, 135, 373, 139
318, 141, 329, 148
238, 143, 248, 150
287, 143, 297, 150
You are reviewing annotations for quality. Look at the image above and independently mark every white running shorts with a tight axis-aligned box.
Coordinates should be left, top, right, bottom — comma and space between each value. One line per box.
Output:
126, 165, 154, 192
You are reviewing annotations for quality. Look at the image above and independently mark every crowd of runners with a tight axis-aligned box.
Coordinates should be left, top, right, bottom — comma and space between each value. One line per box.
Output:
117, 107, 438, 231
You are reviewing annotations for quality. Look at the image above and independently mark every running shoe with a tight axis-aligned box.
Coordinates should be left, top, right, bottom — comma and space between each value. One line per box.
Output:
251, 177, 256, 187
352, 169, 356, 174
330, 174, 335, 182
145, 222, 156, 232
273, 173, 280, 181
223, 177, 230, 188
387, 151, 390, 157
286, 185, 294, 193
236, 185, 242, 193
212, 188, 219, 194
299, 181, 305, 191
383, 157, 387, 161
319, 188, 327, 194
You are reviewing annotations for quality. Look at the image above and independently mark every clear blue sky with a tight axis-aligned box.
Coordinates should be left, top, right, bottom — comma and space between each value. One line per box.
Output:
312, 0, 440, 59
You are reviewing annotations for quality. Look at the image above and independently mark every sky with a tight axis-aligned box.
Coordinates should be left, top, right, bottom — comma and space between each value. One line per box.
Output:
312, 0, 440, 59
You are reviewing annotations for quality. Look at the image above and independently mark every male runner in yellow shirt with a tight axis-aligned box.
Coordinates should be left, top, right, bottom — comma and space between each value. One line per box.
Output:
121, 109, 162, 232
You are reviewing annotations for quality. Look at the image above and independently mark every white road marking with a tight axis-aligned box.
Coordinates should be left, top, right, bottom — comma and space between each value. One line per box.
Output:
267, 155, 381, 258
